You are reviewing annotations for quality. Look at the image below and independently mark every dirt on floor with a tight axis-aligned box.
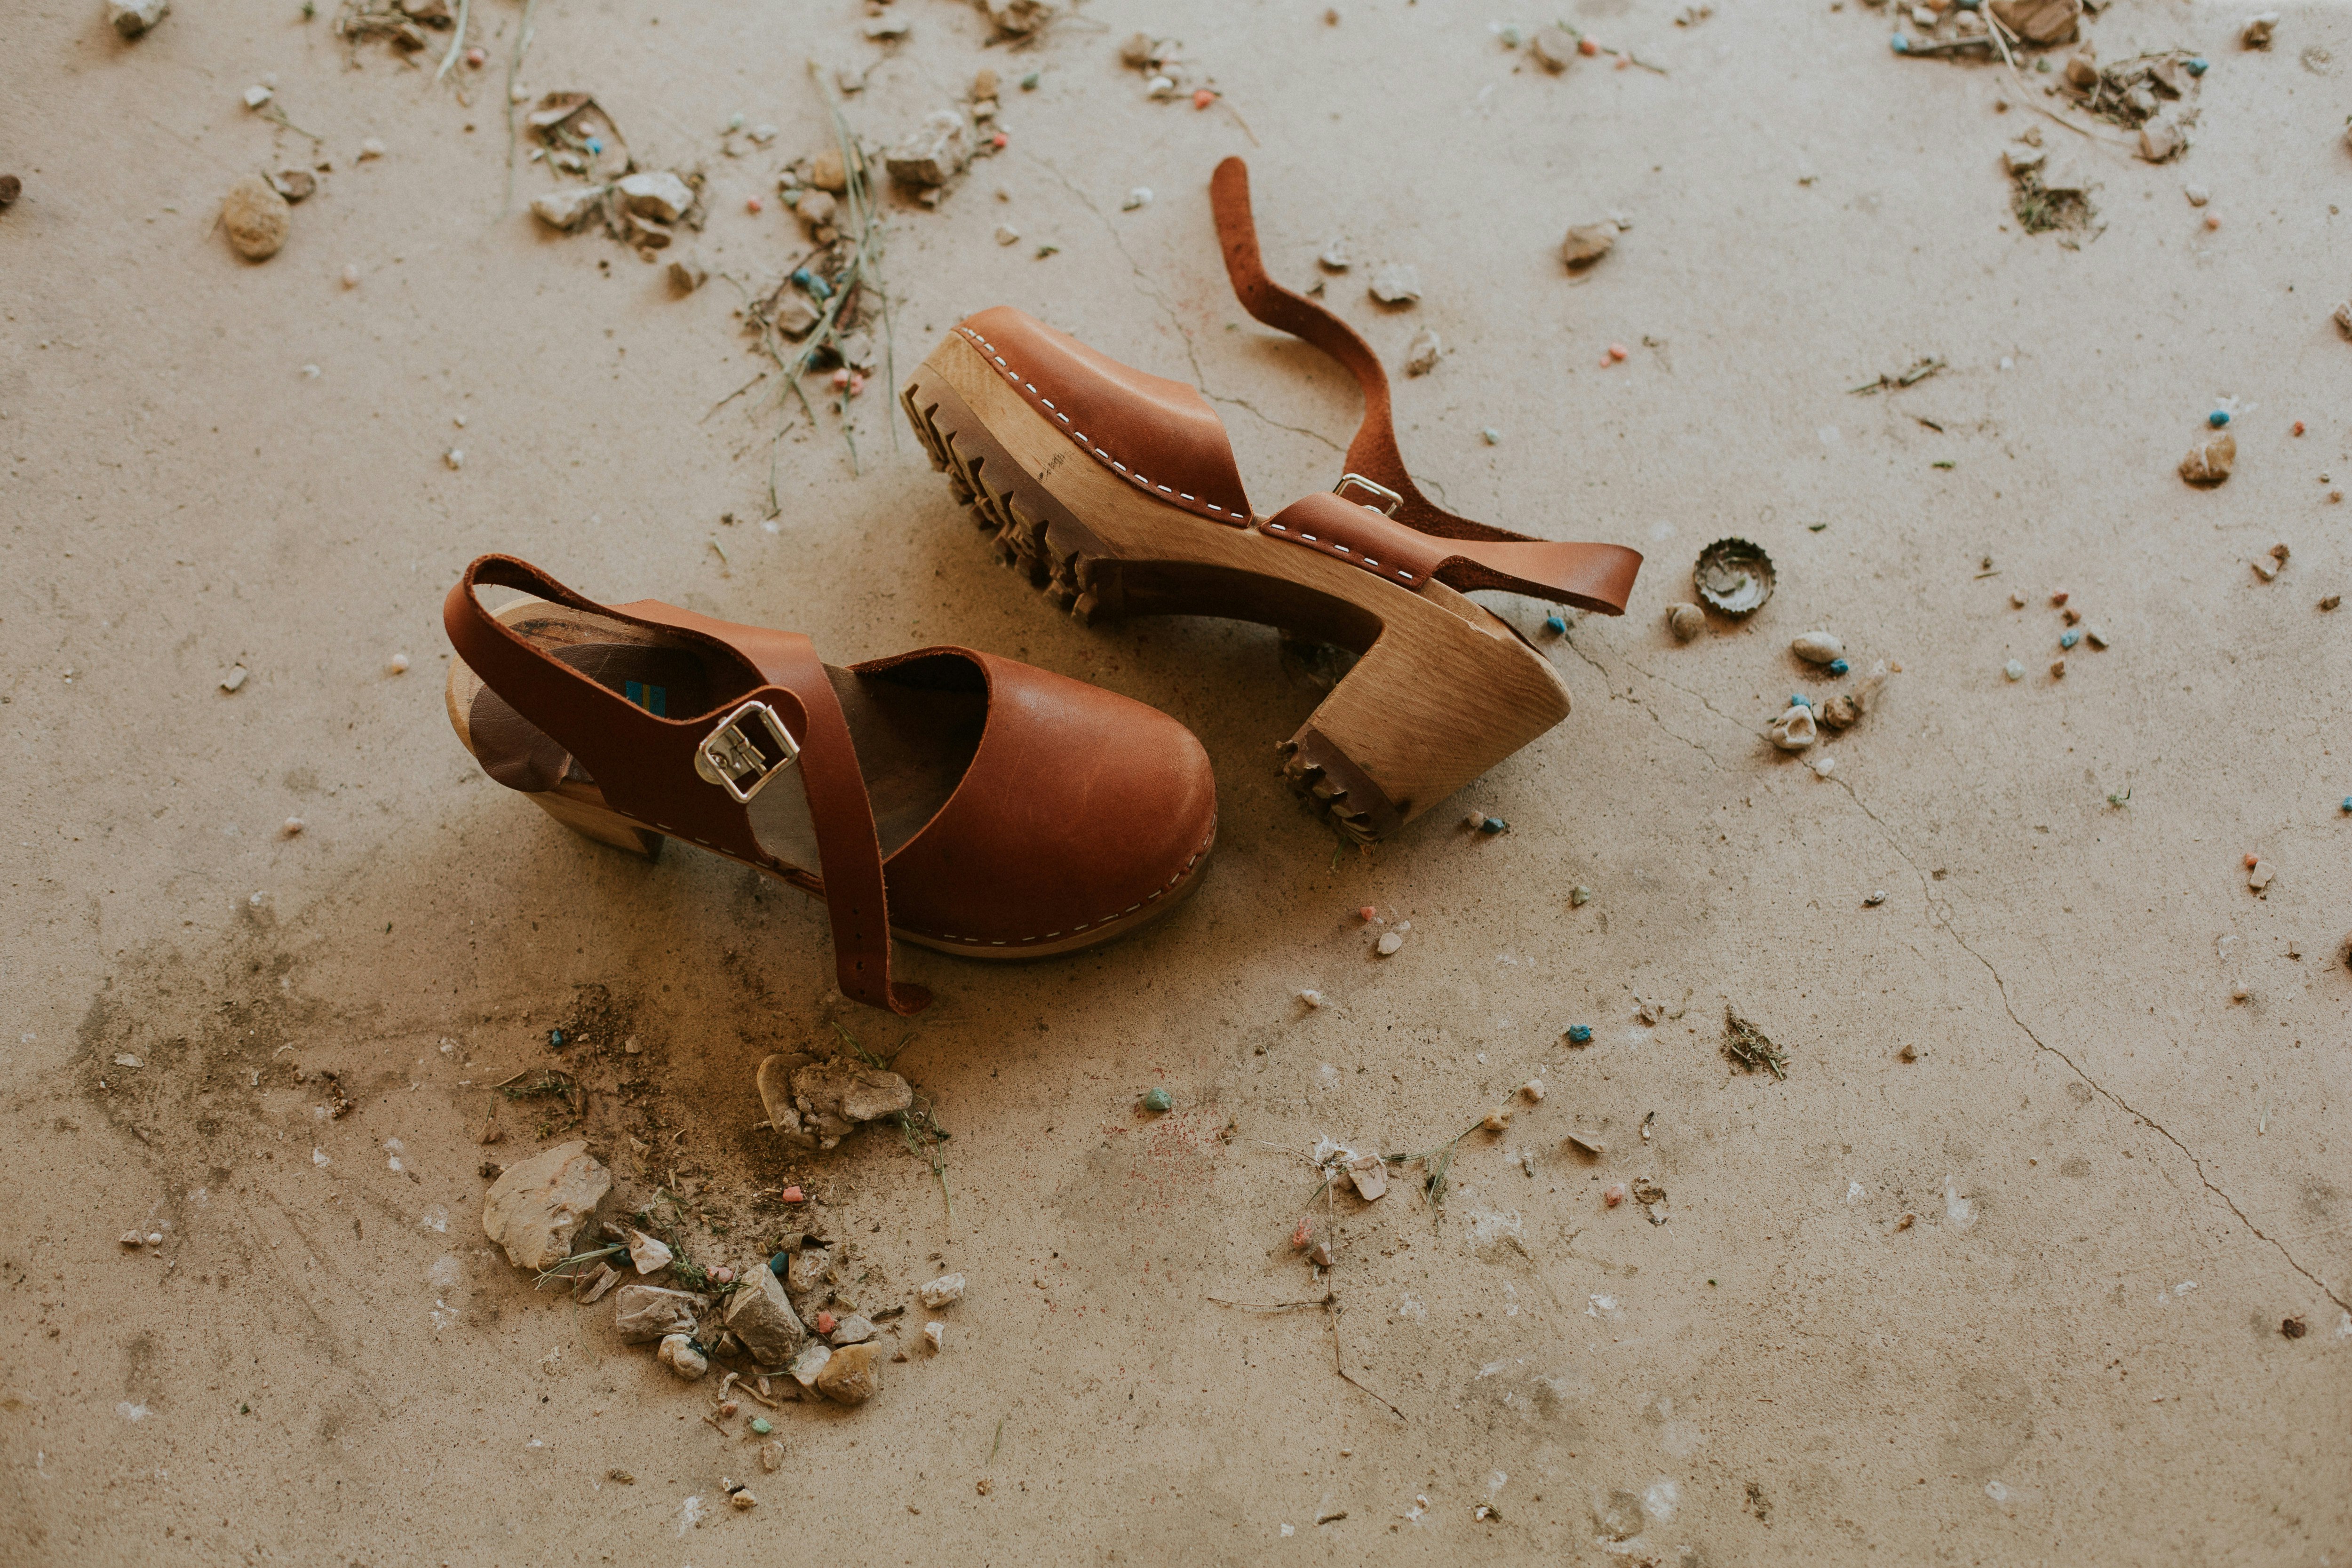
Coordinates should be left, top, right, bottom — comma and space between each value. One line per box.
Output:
3, 0, 2349, 1562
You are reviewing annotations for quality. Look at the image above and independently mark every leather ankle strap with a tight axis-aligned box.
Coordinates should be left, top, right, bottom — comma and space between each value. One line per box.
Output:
1209, 158, 1641, 615
443, 555, 929, 1015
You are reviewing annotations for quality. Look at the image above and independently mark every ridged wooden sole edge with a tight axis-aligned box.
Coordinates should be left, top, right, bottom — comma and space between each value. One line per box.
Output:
904, 366, 1408, 842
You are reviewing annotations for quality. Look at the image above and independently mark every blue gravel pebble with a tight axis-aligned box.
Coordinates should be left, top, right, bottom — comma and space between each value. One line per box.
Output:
1479, 816, 1508, 835
1890, 32, 1910, 52
1790, 693, 1813, 708
549, 1027, 565, 1048
2208, 409, 2231, 428
1544, 613, 1568, 635
2186, 56, 2209, 74
1141, 1087, 1173, 1114
1828, 658, 1850, 677
2059, 629, 2080, 650
1567, 1025, 1593, 1043
2341, 797, 2352, 813
769, 1251, 791, 1279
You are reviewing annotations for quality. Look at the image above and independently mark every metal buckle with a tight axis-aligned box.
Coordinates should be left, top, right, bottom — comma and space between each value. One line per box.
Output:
693, 700, 800, 803
1333, 473, 1403, 517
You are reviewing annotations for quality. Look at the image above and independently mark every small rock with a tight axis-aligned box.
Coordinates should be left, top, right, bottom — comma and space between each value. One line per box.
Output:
0, 175, 17, 209
994, 223, 1020, 245
1816, 693, 1860, 729
2003, 142, 2047, 175
1665, 602, 1705, 641
923, 1321, 946, 1351
2137, 115, 2186, 163
624, 1228, 673, 1274
919, 1272, 966, 1308
795, 188, 838, 233
1375, 931, 1403, 956
612, 1283, 705, 1343
657, 1333, 709, 1380
1559, 222, 1616, 270
2180, 431, 2235, 486
771, 292, 821, 340
2084, 624, 2109, 648
862, 14, 910, 38
1987, 0, 2079, 45
828, 1314, 876, 1346
530, 185, 608, 231
1309, 1239, 1335, 1267
1570, 885, 1593, 907
616, 171, 693, 223
1521, 1080, 1545, 1103
815, 1341, 882, 1405
119, 1231, 145, 1249
1765, 705, 1818, 751
269, 169, 317, 203
358, 138, 386, 161
787, 1341, 833, 1389
110, 0, 169, 36
1529, 22, 1580, 71
480, 1140, 611, 1271
1604, 1183, 1626, 1207
1791, 630, 1844, 665
242, 85, 274, 109
810, 148, 848, 192
667, 257, 707, 294
1402, 327, 1440, 376
1482, 1108, 1512, 1132
760, 1440, 785, 1472
2241, 11, 2278, 48
1368, 263, 1422, 305
1346, 1157, 1387, 1201
771, 1058, 913, 1151
1140, 1087, 1174, 1114
1318, 237, 1350, 271
973, 68, 1000, 99
221, 175, 290, 262
728, 1488, 760, 1511
1564, 1132, 1605, 1158
2249, 859, 2274, 893
786, 1244, 832, 1298
885, 111, 972, 189
1121, 187, 1153, 211
722, 1265, 808, 1366
2335, 300, 2352, 341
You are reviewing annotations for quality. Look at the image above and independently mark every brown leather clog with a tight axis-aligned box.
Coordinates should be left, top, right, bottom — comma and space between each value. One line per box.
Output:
901, 158, 1644, 843
443, 556, 1216, 1013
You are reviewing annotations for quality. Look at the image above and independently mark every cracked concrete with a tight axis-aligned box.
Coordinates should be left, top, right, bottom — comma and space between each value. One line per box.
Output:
3, 0, 2347, 1564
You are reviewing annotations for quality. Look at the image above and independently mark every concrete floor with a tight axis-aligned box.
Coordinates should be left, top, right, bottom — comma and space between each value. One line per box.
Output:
2, 0, 2347, 1561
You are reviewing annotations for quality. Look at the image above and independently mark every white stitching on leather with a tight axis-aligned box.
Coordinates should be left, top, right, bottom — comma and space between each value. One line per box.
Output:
956, 324, 1245, 525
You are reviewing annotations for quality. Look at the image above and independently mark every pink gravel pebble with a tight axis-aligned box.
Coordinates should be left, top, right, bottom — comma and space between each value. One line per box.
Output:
1604, 1184, 1626, 1208
746, 195, 764, 214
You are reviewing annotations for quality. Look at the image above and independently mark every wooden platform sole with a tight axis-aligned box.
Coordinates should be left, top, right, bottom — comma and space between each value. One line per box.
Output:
443, 599, 1205, 961
901, 331, 1573, 842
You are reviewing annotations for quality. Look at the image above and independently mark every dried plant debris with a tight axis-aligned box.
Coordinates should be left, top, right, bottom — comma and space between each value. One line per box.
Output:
334, 0, 454, 60
2063, 49, 2204, 136
528, 93, 632, 182
1723, 1008, 1788, 1079
2010, 163, 2095, 239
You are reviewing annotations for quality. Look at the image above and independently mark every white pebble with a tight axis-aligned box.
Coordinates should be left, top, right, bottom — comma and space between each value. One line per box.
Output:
243, 85, 273, 108
301, 364, 321, 378
918, 1272, 966, 1309
388, 653, 411, 674
1121, 186, 1154, 211
283, 816, 305, 836
358, 138, 386, 160
341, 264, 360, 288
994, 223, 1021, 245
1790, 630, 1844, 665
2003, 659, 2025, 681
1520, 1080, 1545, 1103
221, 666, 249, 693
445, 448, 464, 470
923, 1321, 945, 1351
1297, 988, 1324, 1008
453, 414, 466, 428
1807, 754, 1836, 777
1375, 931, 1403, 956
146, 1231, 164, 1246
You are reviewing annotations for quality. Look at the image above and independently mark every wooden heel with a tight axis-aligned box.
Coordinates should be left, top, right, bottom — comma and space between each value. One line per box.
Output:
528, 785, 665, 861
904, 331, 1573, 840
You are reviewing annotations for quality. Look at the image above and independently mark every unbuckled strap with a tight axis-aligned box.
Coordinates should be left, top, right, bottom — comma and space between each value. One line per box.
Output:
1209, 157, 1642, 614
442, 555, 929, 1015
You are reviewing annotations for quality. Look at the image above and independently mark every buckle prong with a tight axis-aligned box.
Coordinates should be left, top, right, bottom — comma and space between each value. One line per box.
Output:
694, 700, 800, 803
